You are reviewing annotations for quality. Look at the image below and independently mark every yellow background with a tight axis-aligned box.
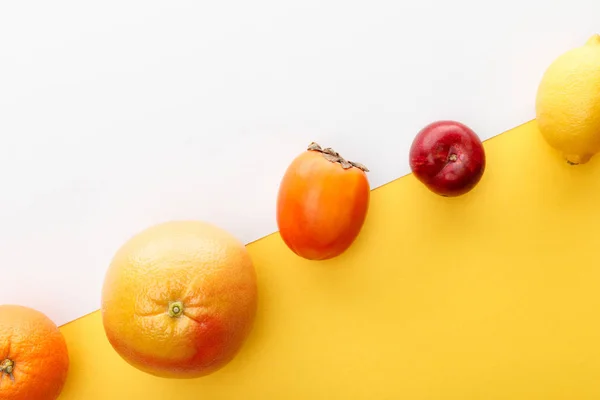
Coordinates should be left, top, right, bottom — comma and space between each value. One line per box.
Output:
59, 121, 600, 399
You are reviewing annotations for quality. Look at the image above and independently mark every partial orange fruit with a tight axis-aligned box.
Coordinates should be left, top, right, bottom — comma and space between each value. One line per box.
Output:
101, 220, 258, 378
0, 305, 69, 400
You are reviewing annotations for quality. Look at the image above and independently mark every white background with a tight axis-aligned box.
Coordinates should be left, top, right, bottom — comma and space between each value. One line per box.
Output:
0, 0, 598, 325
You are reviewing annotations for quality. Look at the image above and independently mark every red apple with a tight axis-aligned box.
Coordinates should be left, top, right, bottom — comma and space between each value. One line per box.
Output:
409, 120, 485, 197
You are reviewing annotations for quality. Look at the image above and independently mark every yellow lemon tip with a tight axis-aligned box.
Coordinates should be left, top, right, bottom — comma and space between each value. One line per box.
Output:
564, 153, 593, 165
585, 34, 600, 46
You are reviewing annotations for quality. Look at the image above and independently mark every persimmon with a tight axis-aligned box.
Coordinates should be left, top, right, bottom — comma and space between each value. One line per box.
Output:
276, 142, 370, 260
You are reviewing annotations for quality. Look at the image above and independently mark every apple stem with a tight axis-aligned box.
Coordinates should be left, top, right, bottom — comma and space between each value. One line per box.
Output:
307, 142, 369, 172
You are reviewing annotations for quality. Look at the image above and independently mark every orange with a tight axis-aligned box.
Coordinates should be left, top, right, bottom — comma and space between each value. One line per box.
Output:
100, 220, 258, 378
0, 305, 69, 400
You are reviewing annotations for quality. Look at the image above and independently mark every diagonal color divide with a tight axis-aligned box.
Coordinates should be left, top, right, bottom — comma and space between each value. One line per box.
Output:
59, 121, 600, 399
1, 1, 599, 325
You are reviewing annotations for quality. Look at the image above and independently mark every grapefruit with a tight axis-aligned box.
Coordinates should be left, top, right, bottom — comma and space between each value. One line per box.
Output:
0, 305, 70, 400
100, 220, 258, 378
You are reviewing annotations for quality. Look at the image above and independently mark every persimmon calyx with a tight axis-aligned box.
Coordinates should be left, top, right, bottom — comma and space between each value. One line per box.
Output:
307, 142, 369, 172
0, 358, 15, 382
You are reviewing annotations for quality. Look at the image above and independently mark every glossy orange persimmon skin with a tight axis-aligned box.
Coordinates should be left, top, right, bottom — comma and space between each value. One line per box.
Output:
276, 149, 370, 260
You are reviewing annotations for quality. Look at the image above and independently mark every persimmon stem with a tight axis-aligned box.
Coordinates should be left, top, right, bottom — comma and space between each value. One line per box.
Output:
307, 142, 369, 172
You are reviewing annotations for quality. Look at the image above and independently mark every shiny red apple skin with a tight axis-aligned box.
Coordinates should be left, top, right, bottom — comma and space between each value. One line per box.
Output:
409, 120, 486, 197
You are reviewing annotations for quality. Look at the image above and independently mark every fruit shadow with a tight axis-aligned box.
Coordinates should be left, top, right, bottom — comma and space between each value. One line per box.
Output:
522, 123, 600, 211
547, 156, 600, 206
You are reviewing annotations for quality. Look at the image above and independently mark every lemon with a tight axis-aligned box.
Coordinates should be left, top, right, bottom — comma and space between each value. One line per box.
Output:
536, 34, 600, 165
